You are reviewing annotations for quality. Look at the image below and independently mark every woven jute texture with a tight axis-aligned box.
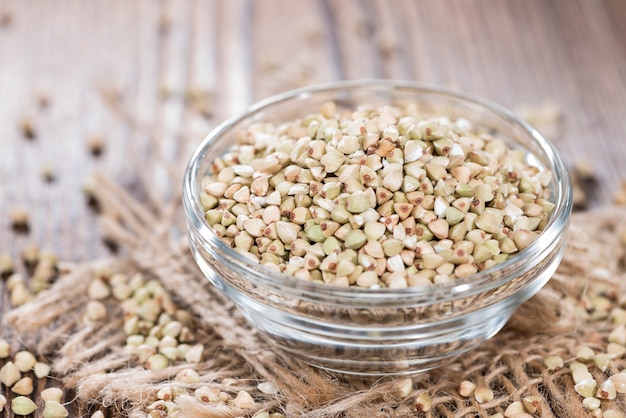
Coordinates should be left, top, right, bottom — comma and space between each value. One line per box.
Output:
4, 169, 626, 417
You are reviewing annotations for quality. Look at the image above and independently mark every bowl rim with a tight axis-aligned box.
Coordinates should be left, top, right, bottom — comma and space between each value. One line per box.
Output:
182, 79, 573, 300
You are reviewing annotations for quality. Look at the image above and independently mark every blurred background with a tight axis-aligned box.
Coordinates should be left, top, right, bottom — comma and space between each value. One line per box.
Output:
1, 0, 625, 263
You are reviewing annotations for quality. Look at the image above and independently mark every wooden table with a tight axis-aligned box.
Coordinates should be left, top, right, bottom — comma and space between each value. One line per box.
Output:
1, 0, 625, 415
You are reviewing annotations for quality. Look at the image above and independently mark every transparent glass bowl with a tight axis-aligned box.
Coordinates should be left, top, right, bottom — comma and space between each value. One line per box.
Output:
183, 80, 573, 376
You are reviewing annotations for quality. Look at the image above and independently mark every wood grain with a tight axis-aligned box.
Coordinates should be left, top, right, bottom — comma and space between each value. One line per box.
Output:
0, 0, 625, 415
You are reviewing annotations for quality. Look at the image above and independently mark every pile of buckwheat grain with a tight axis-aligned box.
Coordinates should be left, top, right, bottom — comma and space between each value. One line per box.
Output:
200, 102, 554, 289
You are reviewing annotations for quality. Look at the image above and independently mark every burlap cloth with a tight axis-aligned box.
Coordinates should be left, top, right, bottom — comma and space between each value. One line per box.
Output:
5, 175, 626, 417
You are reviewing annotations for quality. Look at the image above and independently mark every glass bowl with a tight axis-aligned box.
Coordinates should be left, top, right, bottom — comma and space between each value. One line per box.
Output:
183, 80, 573, 376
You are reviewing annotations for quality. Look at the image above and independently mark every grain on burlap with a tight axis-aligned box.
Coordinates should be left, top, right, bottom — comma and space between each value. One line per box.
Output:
5, 173, 626, 417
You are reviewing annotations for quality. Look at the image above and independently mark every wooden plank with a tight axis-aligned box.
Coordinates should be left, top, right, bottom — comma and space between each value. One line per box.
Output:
213, 0, 253, 120
248, 0, 339, 100
185, 0, 220, 150
323, 0, 384, 80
